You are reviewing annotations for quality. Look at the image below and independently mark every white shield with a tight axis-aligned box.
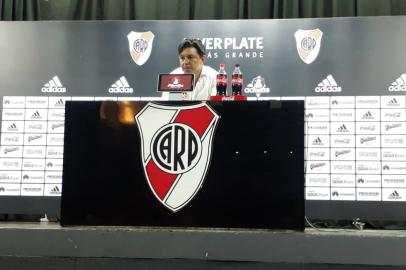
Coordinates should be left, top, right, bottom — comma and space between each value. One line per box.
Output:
127, 31, 155, 66
294, 29, 323, 64
135, 102, 220, 212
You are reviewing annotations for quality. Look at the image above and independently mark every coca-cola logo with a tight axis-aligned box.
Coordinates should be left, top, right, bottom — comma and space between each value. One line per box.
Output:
231, 78, 243, 84
216, 77, 227, 84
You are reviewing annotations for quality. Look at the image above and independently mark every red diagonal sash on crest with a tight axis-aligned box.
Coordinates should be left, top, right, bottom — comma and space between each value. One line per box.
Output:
145, 105, 216, 200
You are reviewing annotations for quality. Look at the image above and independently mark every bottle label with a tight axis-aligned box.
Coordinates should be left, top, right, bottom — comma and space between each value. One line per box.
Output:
217, 77, 228, 84
231, 78, 243, 85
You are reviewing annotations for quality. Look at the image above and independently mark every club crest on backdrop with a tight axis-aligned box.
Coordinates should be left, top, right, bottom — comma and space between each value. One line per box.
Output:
135, 102, 220, 212
294, 28, 323, 64
127, 31, 155, 66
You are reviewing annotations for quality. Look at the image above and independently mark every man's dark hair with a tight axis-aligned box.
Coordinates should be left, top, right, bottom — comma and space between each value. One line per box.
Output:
178, 39, 206, 56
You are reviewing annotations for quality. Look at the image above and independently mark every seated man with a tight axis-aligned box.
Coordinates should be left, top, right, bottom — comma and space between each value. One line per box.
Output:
162, 39, 217, 100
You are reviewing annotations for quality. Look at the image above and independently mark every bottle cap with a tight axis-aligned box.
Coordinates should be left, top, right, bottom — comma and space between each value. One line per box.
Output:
235, 64, 240, 67
220, 63, 225, 68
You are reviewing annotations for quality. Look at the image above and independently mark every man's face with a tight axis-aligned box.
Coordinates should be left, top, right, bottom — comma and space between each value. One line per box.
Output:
179, 47, 205, 76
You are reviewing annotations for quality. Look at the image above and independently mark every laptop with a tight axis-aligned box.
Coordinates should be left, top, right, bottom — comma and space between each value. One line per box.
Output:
157, 73, 194, 92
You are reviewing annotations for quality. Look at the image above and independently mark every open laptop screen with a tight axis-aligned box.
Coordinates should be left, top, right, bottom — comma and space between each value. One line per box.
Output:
157, 74, 194, 92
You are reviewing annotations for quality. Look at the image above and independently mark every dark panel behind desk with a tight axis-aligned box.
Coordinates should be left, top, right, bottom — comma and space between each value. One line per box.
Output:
61, 101, 304, 230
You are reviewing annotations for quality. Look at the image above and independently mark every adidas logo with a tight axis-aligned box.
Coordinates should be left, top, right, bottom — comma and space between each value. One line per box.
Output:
41, 76, 66, 93
312, 137, 323, 145
55, 99, 65, 107
51, 186, 60, 192
357, 178, 364, 184
337, 124, 348, 133
362, 111, 374, 120
31, 111, 42, 119
388, 98, 398, 106
108, 76, 133, 93
315, 74, 342, 93
332, 191, 339, 196
47, 162, 53, 167
23, 175, 29, 180
383, 165, 390, 170
388, 73, 406, 92
0, 187, 4, 192
7, 123, 18, 131
389, 190, 401, 199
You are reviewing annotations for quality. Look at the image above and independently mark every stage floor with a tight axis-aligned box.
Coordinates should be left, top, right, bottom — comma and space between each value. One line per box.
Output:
0, 222, 405, 268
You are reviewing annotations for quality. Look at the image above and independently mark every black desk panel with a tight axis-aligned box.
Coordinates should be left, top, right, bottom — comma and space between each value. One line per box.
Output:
61, 101, 304, 230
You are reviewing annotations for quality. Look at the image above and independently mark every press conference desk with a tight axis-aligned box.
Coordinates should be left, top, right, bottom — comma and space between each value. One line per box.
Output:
0, 222, 404, 269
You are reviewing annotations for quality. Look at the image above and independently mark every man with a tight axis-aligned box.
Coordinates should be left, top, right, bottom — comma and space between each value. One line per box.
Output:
162, 39, 217, 100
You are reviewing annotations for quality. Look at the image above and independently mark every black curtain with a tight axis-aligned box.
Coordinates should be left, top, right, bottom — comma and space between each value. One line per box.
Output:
1, 0, 406, 21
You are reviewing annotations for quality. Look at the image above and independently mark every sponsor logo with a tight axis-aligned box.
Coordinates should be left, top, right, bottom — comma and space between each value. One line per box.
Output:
50, 186, 61, 195
334, 138, 351, 144
356, 98, 379, 106
362, 111, 374, 120
331, 111, 354, 118
389, 190, 401, 199
383, 151, 406, 159
243, 76, 270, 97
51, 123, 64, 130
358, 151, 378, 158
135, 102, 219, 212
336, 124, 348, 133
41, 76, 66, 93
312, 137, 323, 146
27, 124, 43, 130
309, 151, 326, 158
359, 125, 376, 132
167, 77, 184, 89
335, 149, 351, 157
360, 136, 376, 144
49, 111, 65, 119
23, 187, 42, 192
388, 73, 406, 92
333, 164, 353, 171
294, 28, 323, 64
30, 111, 42, 120
383, 164, 406, 171
108, 76, 134, 93
3, 136, 20, 143
28, 135, 42, 142
387, 98, 399, 106
4, 147, 19, 154
128, 31, 155, 66
384, 137, 404, 145
358, 191, 380, 196
310, 162, 326, 170
384, 112, 401, 118
3, 110, 24, 119
385, 123, 401, 131
54, 99, 65, 107
315, 74, 342, 92
307, 124, 328, 132
7, 123, 18, 132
